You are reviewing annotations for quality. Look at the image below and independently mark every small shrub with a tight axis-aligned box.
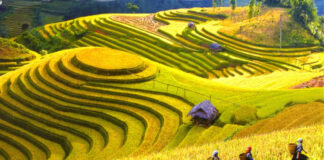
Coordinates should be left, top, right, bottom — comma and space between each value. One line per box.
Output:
218, 109, 234, 124
40, 50, 48, 55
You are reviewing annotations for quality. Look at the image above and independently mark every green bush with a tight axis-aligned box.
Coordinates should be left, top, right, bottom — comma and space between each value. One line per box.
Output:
218, 109, 235, 125
16, 26, 88, 53
233, 105, 257, 125
0, 37, 30, 55
282, 28, 318, 47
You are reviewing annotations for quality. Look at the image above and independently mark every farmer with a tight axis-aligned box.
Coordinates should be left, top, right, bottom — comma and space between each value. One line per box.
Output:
292, 138, 308, 160
245, 146, 253, 160
212, 150, 220, 160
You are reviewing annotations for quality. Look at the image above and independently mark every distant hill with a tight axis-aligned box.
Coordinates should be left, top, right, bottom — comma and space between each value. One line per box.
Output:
0, 0, 322, 37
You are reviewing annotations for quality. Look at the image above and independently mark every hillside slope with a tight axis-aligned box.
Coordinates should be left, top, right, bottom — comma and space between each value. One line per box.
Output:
213, 70, 323, 90
234, 102, 324, 138
0, 47, 323, 160
0, 47, 194, 160
0, 38, 40, 76
119, 124, 324, 160
16, 8, 321, 80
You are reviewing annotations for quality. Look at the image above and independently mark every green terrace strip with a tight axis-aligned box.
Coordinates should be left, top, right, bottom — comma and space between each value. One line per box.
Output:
0, 132, 32, 160
0, 147, 10, 160
200, 27, 313, 57
1, 80, 75, 159
0, 122, 50, 159
0, 118, 66, 160
187, 10, 229, 19
182, 27, 302, 69
0, 91, 72, 159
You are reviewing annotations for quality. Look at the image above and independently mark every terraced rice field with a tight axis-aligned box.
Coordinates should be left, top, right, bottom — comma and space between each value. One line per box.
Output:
3, 6, 324, 160
120, 124, 324, 160
0, 47, 195, 160
1, 46, 321, 160
213, 70, 323, 89
3, 0, 41, 37
22, 8, 321, 79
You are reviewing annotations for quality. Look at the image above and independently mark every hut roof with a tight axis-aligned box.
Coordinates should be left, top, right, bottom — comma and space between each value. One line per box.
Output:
187, 100, 218, 120
210, 43, 221, 49
188, 22, 195, 28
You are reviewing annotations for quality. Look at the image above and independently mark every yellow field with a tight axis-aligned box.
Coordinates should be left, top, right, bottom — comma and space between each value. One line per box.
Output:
235, 102, 324, 138
213, 71, 323, 89
120, 124, 324, 160
217, 7, 318, 46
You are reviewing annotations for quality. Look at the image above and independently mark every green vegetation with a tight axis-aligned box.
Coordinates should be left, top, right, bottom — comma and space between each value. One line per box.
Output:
233, 105, 257, 125
126, 3, 139, 13
290, 0, 324, 45
260, 0, 324, 45
0, 0, 41, 37
16, 22, 88, 53
230, 0, 237, 10
0, 37, 39, 76
290, 0, 318, 26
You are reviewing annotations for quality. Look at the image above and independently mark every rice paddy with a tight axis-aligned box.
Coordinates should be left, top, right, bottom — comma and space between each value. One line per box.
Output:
0, 5, 323, 160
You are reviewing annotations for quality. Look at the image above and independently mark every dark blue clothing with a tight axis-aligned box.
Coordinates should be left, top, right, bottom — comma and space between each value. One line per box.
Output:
292, 153, 308, 160
292, 144, 308, 160
246, 152, 253, 160
296, 144, 303, 153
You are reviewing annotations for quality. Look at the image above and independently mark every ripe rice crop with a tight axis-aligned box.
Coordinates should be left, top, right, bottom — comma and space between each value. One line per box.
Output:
120, 124, 324, 160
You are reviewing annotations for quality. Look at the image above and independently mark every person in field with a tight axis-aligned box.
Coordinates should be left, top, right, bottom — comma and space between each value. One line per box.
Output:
245, 146, 253, 160
212, 150, 220, 160
292, 138, 308, 160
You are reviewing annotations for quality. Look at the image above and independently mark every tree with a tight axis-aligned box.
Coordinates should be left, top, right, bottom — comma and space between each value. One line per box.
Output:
248, 0, 256, 19
290, 0, 317, 25
255, 0, 264, 18
126, 3, 139, 13
212, 0, 217, 12
264, 0, 293, 7
230, 0, 237, 21
230, 0, 237, 10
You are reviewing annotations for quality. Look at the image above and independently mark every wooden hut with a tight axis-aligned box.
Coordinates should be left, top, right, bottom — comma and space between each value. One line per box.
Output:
187, 100, 219, 126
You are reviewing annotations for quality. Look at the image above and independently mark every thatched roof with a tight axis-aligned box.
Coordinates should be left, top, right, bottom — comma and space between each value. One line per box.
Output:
188, 22, 196, 28
187, 100, 218, 121
210, 43, 221, 50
